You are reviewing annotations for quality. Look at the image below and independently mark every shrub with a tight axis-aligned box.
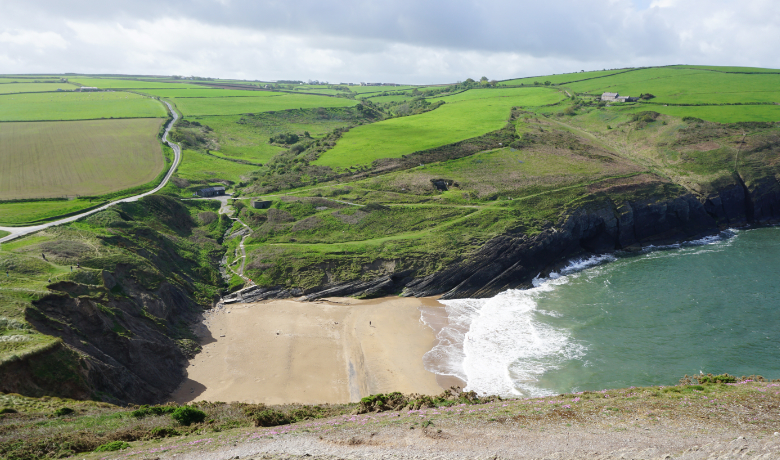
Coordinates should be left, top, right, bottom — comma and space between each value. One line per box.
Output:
248, 408, 292, 427
54, 407, 75, 417
698, 373, 738, 384
94, 441, 131, 452
269, 133, 300, 145
148, 427, 180, 439
171, 406, 206, 426
131, 404, 178, 418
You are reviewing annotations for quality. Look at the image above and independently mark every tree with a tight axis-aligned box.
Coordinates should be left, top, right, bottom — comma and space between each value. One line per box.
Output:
544, 81, 552, 86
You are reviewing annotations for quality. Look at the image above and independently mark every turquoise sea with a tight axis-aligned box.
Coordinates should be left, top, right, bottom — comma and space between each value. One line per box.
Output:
423, 227, 780, 397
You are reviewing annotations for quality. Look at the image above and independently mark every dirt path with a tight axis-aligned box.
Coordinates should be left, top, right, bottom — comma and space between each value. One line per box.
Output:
0, 101, 182, 244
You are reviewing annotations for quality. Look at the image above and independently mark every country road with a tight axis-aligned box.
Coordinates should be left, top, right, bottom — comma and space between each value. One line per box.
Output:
0, 101, 182, 244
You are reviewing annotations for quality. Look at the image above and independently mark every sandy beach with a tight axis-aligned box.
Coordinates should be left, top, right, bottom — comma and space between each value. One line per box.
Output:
171, 296, 450, 405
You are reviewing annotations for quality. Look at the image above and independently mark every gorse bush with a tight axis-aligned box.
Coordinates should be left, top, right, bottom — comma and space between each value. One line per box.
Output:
131, 404, 177, 418
248, 408, 293, 427
244, 404, 333, 427
149, 427, 180, 439
171, 406, 206, 426
269, 132, 300, 145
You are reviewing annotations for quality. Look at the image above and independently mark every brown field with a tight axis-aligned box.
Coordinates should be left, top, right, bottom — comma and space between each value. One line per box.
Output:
0, 118, 165, 199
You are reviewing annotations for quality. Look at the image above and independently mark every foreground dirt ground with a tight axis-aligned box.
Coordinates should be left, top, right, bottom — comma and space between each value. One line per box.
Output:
87, 381, 780, 460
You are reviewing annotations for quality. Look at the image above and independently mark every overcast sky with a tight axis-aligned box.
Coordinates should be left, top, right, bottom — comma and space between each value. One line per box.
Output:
1, 0, 778, 84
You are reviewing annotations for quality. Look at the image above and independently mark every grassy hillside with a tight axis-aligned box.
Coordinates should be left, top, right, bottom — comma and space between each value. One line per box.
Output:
0, 119, 165, 200
0, 195, 230, 403
177, 107, 370, 164
314, 88, 565, 169
565, 67, 780, 105
0, 91, 166, 121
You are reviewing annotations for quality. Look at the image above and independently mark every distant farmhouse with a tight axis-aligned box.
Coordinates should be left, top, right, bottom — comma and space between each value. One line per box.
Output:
601, 92, 638, 103
194, 186, 225, 197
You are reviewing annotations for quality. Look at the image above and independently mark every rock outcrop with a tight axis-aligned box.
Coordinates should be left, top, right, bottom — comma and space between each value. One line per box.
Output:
22, 272, 199, 404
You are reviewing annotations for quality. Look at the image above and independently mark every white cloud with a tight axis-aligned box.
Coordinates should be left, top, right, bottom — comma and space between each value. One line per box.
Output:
0, 29, 67, 49
0, 0, 778, 82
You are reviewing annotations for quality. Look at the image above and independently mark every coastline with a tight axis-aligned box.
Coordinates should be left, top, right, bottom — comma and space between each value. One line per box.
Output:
171, 295, 451, 405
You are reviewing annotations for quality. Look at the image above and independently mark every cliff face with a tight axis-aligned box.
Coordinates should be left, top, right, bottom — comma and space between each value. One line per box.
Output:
24, 273, 198, 403
0, 196, 226, 405
265, 176, 780, 303
403, 175, 780, 300
402, 194, 717, 299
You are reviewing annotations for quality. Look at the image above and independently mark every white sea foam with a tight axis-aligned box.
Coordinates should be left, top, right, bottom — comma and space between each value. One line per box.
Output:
423, 254, 615, 398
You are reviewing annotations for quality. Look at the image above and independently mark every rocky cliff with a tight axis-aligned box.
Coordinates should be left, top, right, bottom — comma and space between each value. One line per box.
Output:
241, 175, 780, 303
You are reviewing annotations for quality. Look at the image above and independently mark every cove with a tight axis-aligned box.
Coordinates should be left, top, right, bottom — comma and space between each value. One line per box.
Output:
425, 227, 780, 397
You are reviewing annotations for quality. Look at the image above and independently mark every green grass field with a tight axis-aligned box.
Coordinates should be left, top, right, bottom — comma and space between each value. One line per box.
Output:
0, 83, 78, 94
348, 85, 416, 94
140, 88, 277, 98
622, 104, 780, 123
434, 87, 566, 104
365, 94, 416, 104
0, 199, 102, 226
566, 67, 780, 105
170, 94, 358, 116
193, 111, 355, 163
314, 88, 566, 168
289, 87, 349, 95
499, 69, 634, 86
68, 78, 202, 89
0, 92, 166, 121
0, 118, 165, 199
671, 65, 780, 74
169, 149, 259, 190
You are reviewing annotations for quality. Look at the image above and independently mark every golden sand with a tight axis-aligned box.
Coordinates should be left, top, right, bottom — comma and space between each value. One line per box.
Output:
171, 296, 447, 404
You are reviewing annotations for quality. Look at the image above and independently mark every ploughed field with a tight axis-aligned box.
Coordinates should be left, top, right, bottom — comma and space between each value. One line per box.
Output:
0, 79, 173, 225
0, 118, 165, 200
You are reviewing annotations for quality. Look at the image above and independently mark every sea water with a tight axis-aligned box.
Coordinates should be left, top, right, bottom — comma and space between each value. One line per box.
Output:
422, 227, 780, 397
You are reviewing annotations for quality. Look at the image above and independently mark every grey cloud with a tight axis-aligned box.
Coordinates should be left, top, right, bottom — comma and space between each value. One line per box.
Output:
1, 0, 779, 82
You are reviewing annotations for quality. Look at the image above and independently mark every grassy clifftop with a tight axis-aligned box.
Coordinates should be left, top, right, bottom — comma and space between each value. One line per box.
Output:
0, 195, 230, 402
1, 375, 778, 459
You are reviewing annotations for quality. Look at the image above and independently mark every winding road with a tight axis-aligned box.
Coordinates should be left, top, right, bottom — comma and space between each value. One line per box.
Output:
0, 101, 182, 244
